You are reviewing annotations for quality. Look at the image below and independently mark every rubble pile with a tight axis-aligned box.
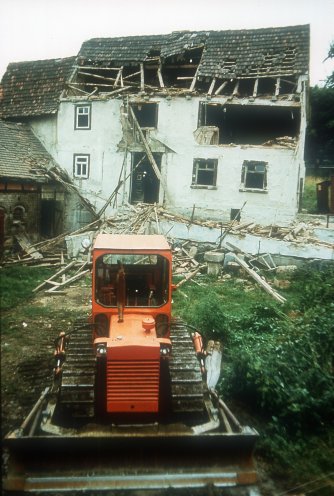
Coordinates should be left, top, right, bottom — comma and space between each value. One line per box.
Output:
1, 203, 333, 303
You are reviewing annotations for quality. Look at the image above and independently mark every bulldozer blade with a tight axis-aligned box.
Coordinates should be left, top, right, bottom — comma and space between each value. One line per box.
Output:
3, 427, 259, 494
206, 348, 222, 389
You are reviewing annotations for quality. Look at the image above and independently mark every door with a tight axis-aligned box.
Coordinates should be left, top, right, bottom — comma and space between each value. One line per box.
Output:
130, 153, 161, 204
40, 200, 63, 238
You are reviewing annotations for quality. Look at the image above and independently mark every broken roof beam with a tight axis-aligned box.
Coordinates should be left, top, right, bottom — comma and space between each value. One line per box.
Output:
232, 80, 240, 96
296, 75, 303, 93
128, 106, 170, 203
114, 66, 123, 87
189, 66, 199, 91
252, 78, 259, 97
123, 70, 141, 81
77, 71, 116, 83
208, 78, 216, 95
140, 63, 144, 91
157, 62, 165, 88
74, 65, 121, 72
68, 82, 115, 88
66, 84, 90, 95
214, 80, 228, 95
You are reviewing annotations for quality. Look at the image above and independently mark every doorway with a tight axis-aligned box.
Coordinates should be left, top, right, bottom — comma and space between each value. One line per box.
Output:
40, 200, 62, 238
130, 152, 161, 204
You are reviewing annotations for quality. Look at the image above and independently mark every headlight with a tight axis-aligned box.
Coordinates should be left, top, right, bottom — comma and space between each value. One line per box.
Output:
160, 344, 171, 357
96, 343, 107, 356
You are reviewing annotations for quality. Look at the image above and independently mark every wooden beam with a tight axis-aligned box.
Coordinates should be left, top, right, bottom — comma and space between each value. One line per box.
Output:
74, 65, 121, 71
67, 84, 90, 95
77, 71, 116, 83
252, 78, 259, 97
208, 78, 216, 95
114, 66, 123, 87
232, 80, 239, 96
214, 80, 228, 95
157, 64, 165, 88
189, 66, 199, 91
123, 70, 141, 81
68, 82, 115, 88
140, 63, 144, 91
129, 107, 170, 202
233, 254, 286, 303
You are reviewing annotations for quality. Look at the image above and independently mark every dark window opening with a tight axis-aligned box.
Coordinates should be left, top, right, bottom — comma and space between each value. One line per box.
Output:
131, 103, 158, 128
241, 161, 267, 191
198, 102, 300, 145
230, 208, 241, 222
130, 152, 161, 204
192, 159, 218, 187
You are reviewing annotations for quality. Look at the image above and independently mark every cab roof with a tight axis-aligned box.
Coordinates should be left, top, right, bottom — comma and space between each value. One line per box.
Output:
93, 234, 171, 252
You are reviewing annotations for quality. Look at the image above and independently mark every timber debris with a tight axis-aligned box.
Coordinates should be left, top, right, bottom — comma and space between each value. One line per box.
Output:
1, 203, 333, 302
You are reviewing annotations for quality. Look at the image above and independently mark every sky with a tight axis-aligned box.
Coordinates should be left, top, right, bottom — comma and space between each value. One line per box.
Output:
0, 0, 333, 87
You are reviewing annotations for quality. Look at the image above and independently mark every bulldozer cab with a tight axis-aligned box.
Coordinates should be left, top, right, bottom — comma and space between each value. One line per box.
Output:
92, 234, 172, 315
95, 252, 169, 307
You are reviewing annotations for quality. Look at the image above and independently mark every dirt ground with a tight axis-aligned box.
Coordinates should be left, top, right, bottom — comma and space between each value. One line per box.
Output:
1, 284, 91, 437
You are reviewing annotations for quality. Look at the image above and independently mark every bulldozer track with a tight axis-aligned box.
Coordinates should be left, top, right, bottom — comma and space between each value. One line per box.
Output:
59, 321, 95, 419
58, 318, 206, 421
169, 317, 205, 415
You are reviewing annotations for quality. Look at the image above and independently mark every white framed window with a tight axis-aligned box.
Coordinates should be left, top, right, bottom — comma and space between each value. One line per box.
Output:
75, 104, 91, 129
191, 158, 218, 188
240, 160, 268, 192
73, 154, 90, 179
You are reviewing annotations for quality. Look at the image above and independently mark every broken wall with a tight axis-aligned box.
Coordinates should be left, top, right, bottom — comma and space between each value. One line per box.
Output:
30, 92, 306, 228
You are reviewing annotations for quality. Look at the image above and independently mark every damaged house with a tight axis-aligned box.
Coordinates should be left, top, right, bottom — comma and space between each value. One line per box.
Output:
0, 25, 310, 233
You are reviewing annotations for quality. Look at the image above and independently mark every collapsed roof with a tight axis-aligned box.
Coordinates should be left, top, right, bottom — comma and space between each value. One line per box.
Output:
78, 26, 309, 79
0, 25, 309, 118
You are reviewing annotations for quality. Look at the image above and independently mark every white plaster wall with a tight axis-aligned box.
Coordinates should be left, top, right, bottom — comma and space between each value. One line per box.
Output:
28, 93, 306, 228
149, 96, 304, 225
30, 115, 58, 156
56, 99, 125, 212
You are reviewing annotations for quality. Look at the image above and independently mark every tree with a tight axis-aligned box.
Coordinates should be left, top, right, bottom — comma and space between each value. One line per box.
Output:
305, 42, 334, 167
324, 41, 334, 89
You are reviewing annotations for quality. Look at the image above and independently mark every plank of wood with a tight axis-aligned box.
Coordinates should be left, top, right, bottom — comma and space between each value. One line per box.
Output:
33, 260, 77, 292
233, 254, 286, 304
45, 269, 90, 293
15, 234, 43, 259
175, 265, 205, 288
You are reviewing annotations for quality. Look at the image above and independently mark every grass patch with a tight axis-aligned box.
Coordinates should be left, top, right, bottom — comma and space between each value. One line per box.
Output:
301, 176, 319, 213
0, 266, 54, 311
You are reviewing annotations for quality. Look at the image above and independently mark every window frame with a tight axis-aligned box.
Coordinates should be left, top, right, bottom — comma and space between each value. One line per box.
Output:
240, 160, 268, 192
74, 104, 91, 130
191, 158, 218, 189
73, 154, 90, 179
